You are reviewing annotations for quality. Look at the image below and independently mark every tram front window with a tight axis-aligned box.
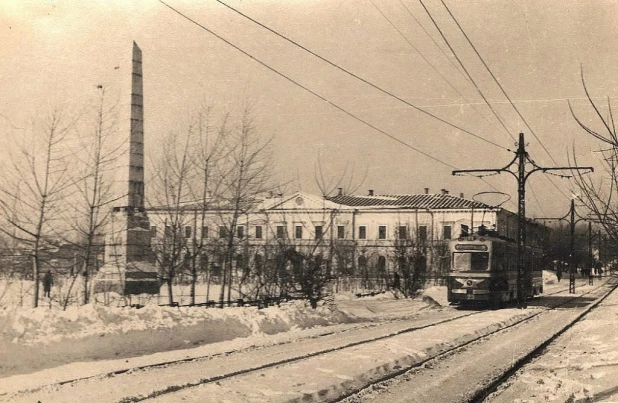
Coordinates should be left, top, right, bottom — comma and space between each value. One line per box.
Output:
452, 252, 489, 271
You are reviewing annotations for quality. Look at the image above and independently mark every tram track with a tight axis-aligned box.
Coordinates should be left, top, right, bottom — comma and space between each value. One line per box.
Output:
0, 306, 482, 402
467, 275, 618, 403
337, 277, 617, 403
119, 280, 613, 402
2, 279, 608, 403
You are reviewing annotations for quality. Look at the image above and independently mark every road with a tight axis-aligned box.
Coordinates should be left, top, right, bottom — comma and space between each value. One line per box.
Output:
1, 277, 613, 403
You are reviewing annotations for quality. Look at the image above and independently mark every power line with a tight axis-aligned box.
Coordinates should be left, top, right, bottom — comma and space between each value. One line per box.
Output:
417, 0, 517, 142
527, 179, 547, 217
398, 0, 466, 80
368, 0, 513, 142
438, 0, 572, 201
212, 0, 509, 151
157, 0, 461, 170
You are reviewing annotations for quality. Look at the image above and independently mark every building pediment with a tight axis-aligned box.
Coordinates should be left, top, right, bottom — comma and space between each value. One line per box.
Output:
259, 191, 345, 211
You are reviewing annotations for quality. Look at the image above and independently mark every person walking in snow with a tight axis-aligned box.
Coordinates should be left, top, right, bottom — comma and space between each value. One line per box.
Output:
43, 270, 53, 298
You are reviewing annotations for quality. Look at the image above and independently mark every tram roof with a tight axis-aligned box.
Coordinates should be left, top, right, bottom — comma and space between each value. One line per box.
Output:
326, 193, 494, 210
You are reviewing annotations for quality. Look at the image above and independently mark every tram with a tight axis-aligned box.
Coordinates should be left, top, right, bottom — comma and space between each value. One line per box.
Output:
447, 230, 543, 308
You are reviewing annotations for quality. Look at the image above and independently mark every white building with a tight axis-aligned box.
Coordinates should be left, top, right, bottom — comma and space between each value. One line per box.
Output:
146, 190, 546, 290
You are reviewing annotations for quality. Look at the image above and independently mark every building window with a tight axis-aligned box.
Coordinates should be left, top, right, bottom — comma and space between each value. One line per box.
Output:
165, 226, 172, 237
276, 226, 285, 239
398, 226, 407, 239
255, 225, 263, 239
443, 225, 452, 240
202, 226, 209, 238
150, 226, 157, 238
419, 225, 428, 243
295, 225, 303, 239
315, 225, 323, 240
359, 225, 367, 240
337, 225, 345, 239
237, 225, 244, 239
219, 226, 227, 239
378, 225, 387, 240
185, 226, 192, 238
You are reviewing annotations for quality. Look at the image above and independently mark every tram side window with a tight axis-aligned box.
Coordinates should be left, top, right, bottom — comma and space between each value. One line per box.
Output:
452, 252, 489, 271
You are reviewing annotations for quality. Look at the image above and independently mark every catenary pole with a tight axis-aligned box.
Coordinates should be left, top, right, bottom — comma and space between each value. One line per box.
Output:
534, 199, 590, 293
453, 133, 594, 308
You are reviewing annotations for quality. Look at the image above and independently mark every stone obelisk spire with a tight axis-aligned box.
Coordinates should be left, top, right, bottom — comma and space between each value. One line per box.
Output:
97, 42, 158, 296
101, 42, 154, 270
127, 41, 145, 211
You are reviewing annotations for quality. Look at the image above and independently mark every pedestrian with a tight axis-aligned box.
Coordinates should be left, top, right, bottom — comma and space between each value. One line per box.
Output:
556, 266, 562, 282
393, 271, 401, 290
43, 270, 53, 298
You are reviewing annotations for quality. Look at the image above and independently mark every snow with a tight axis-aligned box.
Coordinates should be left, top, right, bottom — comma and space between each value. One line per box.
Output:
0, 279, 441, 381
487, 273, 618, 402
2, 271, 616, 402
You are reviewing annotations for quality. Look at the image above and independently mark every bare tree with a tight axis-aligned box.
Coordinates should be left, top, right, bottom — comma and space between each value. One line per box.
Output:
392, 224, 427, 297
62, 89, 124, 308
184, 105, 228, 305
149, 128, 196, 305
569, 68, 618, 246
216, 105, 274, 307
0, 109, 74, 307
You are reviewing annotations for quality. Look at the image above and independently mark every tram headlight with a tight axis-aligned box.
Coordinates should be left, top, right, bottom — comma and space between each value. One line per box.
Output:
466, 280, 473, 286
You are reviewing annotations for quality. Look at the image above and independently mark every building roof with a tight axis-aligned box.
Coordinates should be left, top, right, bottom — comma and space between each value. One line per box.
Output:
326, 193, 494, 210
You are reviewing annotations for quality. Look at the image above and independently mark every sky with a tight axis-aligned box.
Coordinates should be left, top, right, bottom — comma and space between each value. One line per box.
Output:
2, 0, 618, 218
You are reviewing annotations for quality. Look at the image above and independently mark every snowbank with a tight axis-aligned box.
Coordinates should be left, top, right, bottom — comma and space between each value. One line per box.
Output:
1, 301, 351, 346
0, 289, 445, 378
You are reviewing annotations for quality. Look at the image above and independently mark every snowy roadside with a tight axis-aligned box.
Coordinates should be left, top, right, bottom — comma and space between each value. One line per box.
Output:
0, 270, 568, 387
0, 289, 443, 382
487, 275, 618, 403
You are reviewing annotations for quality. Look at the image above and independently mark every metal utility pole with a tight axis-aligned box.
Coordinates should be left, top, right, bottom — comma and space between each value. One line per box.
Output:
536, 199, 592, 293
453, 133, 594, 308
588, 221, 593, 285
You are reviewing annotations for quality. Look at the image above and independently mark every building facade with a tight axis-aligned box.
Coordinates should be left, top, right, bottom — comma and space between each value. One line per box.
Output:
146, 190, 547, 291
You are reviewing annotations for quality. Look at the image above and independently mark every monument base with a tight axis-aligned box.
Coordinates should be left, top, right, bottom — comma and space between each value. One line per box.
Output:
93, 261, 159, 295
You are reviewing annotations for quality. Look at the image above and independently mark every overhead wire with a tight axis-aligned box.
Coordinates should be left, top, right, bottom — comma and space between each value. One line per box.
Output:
156, 0, 460, 171
528, 180, 547, 217
212, 0, 509, 152
438, 0, 572, 202
367, 0, 513, 143
439, 0, 554, 162
416, 0, 517, 143
397, 0, 466, 80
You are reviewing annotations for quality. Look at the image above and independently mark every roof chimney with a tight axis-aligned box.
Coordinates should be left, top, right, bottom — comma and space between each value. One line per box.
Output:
368, 189, 374, 196
441, 188, 449, 195
338, 187, 343, 196
424, 188, 429, 194
460, 192, 464, 198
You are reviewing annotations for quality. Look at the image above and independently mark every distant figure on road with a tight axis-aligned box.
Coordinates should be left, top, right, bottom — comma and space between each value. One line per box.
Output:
43, 270, 53, 298
556, 266, 562, 282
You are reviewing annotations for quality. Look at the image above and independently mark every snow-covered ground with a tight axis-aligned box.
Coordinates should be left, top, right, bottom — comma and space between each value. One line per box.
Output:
0, 276, 444, 380
5, 269, 611, 402
488, 273, 618, 402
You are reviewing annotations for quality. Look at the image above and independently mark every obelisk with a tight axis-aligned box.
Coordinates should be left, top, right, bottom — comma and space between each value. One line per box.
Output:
96, 42, 158, 297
